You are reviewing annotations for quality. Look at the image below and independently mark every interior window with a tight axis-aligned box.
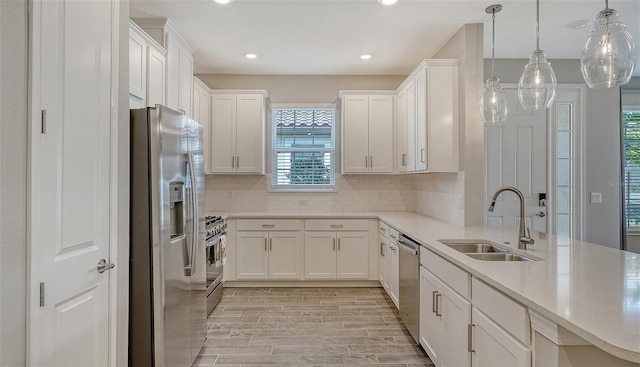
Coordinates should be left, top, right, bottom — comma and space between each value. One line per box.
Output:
623, 109, 640, 230
271, 107, 335, 191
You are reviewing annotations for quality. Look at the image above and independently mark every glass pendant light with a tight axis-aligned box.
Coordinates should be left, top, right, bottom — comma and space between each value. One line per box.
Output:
518, 0, 557, 109
481, 4, 509, 124
581, 0, 637, 88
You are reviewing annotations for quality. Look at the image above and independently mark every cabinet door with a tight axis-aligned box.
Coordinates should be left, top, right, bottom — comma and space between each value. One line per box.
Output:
368, 95, 394, 173
129, 30, 147, 105
211, 95, 236, 173
404, 82, 416, 172
472, 308, 531, 367
236, 231, 269, 279
442, 282, 471, 367
268, 232, 302, 279
178, 50, 193, 117
235, 95, 264, 174
388, 243, 400, 307
378, 236, 389, 290
147, 45, 165, 107
396, 88, 407, 172
342, 95, 370, 173
165, 37, 180, 110
414, 68, 427, 171
336, 231, 369, 279
198, 86, 211, 174
420, 267, 443, 367
304, 232, 337, 279
426, 64, 458, 172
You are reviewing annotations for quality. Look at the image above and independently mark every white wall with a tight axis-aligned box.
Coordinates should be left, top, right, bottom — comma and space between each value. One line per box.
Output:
0, 0, 28, 365
486, 59, 622, 249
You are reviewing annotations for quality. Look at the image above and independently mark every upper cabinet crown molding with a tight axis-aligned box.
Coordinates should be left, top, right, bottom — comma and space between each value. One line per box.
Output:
338, 90, 397, 97
130, 18, 195, 54
129, 19, 166, 54
397, 59, 459, 91
211, 89, 269, 98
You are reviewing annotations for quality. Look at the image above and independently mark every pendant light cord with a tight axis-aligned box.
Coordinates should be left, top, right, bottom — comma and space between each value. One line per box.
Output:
535, 0, 540, 51
491, 9, 496, 77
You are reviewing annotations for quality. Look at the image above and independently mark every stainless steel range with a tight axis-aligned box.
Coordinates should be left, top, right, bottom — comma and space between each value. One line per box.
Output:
205, 215, 226, 315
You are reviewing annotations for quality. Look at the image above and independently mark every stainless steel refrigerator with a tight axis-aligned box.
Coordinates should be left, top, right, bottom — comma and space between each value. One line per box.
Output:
129, 105, 206, 367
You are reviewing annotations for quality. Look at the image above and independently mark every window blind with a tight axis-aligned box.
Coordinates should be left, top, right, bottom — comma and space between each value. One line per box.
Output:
624, 110, 640, 229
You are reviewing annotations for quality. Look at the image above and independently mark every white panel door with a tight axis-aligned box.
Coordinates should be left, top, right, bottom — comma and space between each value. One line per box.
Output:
415, 68, 428, 171
485, 85, 547, 233
236, 232, 269, 279
472, 308, 531, 367
235, 95, 264, 174
420, 267, 443, 366
336, 232, 369, 279
441, 282, 471, 367
368, 96, 394, 173
342, 95, 370, 173
304, 232, 337, 279
178, 50, 193, 117
211, 95, 236, 172
396, 88, 408, 173
32, 0, 114, 365
378, 237, 389, 290
147, 45, 165, 107
388, 243, 400, 307
268, 232, 302, 279
193, 82, 212, 174
129, 30, 147, 104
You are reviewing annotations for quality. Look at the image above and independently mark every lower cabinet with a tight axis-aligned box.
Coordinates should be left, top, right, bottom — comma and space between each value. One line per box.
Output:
378, 236, 389, 290
304, 231, 369, 279
236, 231, 301, 280
419, 266, 471, 367
388, 241, 399, 307
471, 308, 531, 367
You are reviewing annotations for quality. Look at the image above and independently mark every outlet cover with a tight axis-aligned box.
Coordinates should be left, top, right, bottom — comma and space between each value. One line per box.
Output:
590, 192, 602, 203
227, 191, 233, 199
377, 191, 384, 200
456, 195, 464, 209
299, 199, 309, 206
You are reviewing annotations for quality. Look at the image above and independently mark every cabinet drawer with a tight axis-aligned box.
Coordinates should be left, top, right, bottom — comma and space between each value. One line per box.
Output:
472, 277, 529, 345
420, 247, 470, 299
305, 219, 369, 231
378, 221, 390, 239
388, 227, 400, 242
237, 219, 301, 231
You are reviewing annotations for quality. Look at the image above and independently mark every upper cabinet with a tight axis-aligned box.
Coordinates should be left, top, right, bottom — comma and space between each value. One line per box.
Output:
129, 20, 166, 109
132, 18, 194, 117
193, 77, 212, 173
210, 91, 268, 174
397, 60, 459, 173
341, 92, 395, 174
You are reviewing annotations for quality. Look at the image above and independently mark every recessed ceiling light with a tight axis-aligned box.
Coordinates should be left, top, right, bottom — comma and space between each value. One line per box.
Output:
360, 54, 373, 60
567, 20, 589, 29
378, 0, 398, 5
244, 53, 257, 59
213, 0, 234, 4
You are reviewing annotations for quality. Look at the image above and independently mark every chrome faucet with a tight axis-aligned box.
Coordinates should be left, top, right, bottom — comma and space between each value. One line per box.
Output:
488, 186, 535, 250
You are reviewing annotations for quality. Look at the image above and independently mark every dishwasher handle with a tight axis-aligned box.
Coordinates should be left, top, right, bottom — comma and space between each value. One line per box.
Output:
398, 241, 419, 256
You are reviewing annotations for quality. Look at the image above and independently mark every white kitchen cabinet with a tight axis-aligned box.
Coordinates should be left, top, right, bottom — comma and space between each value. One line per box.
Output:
236, 230, 302, 280
396, 59, 459, 173
419, 266, 472, 367
210, 91, 267, 174
129, 20, 166, 109
304, 231, 369, 280
131, 18, 194, 116
378, 236, 389, 291
341, 93, 394, 174
471, 308, 531, 367
388, 241, 399, 307
193, 77, 211, 173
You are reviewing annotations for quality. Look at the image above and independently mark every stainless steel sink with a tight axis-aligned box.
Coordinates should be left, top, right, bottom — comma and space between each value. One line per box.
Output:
445, 243, 508, 254
438, 239, 539, 262
466, 253, 534, 262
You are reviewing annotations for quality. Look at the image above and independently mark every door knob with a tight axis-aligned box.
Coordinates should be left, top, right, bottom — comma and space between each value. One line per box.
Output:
97, 259, 115, 273
536, 211, 546, 218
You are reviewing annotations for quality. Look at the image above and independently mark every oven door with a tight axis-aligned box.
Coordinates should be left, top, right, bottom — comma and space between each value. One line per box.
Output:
206, 236, 224, 315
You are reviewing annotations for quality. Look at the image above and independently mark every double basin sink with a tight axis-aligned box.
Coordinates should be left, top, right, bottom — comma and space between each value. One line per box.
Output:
438, 240, 537, 262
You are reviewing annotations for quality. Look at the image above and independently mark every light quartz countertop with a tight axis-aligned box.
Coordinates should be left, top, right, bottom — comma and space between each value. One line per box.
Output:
218, 211, 640, 363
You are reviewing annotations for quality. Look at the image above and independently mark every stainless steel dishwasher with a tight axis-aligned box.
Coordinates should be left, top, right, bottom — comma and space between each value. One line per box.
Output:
398, 233, 420, 344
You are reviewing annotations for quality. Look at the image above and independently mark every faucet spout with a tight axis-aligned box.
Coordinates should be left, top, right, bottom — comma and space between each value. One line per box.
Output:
487, 186, 535, 249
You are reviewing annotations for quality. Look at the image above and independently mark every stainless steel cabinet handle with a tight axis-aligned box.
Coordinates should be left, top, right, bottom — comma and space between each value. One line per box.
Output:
435, 293, 442, 316
432, 291, 438, 313
338, 238, 341, 250
97, 259, 115, 274
380, 242, 385, 256
262, 224, 275, 228
402, 154, 407, 166
269, 238, 272, 251
421, 149, 426, 163
468, 324, 476, 353
330, 224, 343, 228
333, 238, 336, 251
264, 238, 267, 251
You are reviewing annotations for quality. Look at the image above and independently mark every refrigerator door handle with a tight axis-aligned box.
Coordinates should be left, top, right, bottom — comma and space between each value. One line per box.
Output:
184, 152, 198, 276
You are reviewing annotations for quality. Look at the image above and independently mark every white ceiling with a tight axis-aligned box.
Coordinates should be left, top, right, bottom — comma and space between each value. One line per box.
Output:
130, 0, 640, 76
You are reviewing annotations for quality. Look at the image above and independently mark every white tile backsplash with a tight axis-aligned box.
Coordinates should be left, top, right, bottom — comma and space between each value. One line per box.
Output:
206, 172, 464, 224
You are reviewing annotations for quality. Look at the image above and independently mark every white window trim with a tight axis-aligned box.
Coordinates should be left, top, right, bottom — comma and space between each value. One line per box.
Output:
623, 106, 640, 231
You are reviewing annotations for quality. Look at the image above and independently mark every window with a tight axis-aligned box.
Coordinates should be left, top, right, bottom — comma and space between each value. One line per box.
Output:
272, 107, 335, 190
624, 109, 640, 229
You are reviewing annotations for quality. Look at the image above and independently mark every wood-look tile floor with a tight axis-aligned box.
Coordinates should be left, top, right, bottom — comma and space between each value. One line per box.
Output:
195, 287, 434, 367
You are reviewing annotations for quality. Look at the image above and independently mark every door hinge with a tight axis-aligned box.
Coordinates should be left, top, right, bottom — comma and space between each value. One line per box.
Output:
39, 282, 45, 307
41, 110, 47, 133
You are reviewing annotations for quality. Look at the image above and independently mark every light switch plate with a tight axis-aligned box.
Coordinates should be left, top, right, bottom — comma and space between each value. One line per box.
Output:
590, 192, 602, 203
